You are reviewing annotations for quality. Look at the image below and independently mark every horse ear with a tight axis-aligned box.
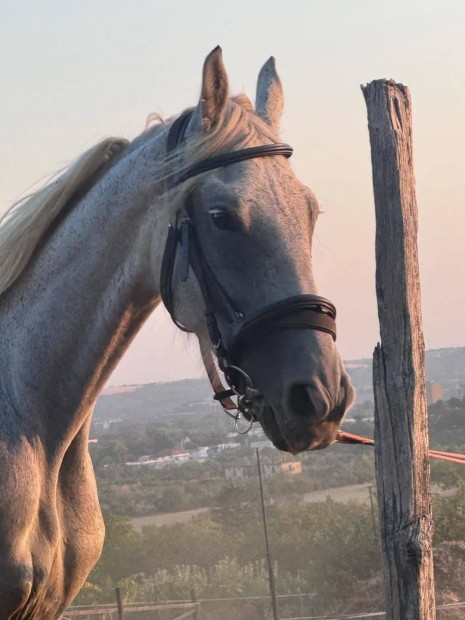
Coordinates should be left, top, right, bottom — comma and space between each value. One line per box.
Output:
190, 46, 229, 133
255, 57, 284, 134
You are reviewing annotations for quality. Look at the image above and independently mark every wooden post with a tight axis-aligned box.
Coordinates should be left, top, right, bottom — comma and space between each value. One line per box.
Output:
362, 80, 435, 619
115, 587, 124, 620
191, 588, 201, 620
256, 449, 279, 620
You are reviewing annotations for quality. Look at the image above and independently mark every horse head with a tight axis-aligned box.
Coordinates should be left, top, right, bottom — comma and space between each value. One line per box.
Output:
159, 48, 354, 453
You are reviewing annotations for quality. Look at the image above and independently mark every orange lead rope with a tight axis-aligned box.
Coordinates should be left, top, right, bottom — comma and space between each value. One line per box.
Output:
335, 430, 374, 446
336, 430, 465, 464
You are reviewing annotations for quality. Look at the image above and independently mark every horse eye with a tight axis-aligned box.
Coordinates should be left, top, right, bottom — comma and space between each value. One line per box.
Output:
209, 209, 234, 231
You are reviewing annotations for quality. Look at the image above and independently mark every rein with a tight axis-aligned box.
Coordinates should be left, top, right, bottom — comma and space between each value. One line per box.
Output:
160, 111, 337, 432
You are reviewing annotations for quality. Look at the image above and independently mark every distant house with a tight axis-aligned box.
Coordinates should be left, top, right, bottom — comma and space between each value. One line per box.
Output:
126, 458, 160, 468
210, 442, 241, 454
281, 461, 302, 474
263, 461, 302, 476
189, 447, 209, 462
224, 466, 253, 481
126, 450, 190, 469
426, 381, 443, 405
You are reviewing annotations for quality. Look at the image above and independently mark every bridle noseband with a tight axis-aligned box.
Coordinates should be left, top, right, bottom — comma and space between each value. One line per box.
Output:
160, 111, 337, 433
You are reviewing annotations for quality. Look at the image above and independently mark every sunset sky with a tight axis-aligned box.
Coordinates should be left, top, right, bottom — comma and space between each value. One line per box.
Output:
1, 0, 464, 385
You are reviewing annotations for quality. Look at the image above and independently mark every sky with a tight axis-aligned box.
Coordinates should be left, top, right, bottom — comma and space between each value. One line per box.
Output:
1, 0, 464, 385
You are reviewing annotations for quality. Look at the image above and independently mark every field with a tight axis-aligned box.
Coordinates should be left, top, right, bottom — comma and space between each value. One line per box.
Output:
131, 507, 210, 531
130, 483, 372, 530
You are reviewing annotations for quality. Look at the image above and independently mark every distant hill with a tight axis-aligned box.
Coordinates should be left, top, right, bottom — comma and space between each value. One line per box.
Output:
342, 347, 465, 403
94, 347, 465, 425
425, 347, 465, 390
94, 378, 212, 423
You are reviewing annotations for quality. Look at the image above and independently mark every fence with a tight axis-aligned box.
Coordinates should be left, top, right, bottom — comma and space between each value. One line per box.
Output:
66, 593, 317, 620
64, 601, 199, 620
173, 607, 199, 620
281, 599, 465, 619
65, 596, 465, 620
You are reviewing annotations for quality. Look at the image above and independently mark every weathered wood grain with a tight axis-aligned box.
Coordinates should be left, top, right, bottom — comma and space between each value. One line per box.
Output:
362, 80, 435, 619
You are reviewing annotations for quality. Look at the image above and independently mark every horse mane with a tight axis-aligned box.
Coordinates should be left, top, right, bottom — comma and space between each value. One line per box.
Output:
0, 138, 129, 297
0, 96, 275, 298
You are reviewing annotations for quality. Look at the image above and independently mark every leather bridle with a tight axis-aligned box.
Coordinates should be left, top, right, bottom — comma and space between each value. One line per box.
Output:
160, 111, 337, 432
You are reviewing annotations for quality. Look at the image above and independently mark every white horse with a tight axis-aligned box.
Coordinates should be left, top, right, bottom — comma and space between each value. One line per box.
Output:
0, 48, 353, 617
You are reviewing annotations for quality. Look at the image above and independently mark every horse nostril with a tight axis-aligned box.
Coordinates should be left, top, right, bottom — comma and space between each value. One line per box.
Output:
286, 382, 330, 419
287, 383, 314, 416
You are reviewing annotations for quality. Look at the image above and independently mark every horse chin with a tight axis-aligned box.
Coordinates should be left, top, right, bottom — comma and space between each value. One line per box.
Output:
259, 405, 340, 454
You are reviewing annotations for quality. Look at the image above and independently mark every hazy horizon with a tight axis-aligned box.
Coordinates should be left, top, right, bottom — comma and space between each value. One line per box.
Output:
1, 0, 464, 385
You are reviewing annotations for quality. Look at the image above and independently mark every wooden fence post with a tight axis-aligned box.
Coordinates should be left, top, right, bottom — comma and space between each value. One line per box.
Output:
115, 587, 124, 620
362, 80, 435, 619
191, 588, 201, 620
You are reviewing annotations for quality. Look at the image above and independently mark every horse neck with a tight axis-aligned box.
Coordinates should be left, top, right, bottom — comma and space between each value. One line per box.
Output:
0, 130, 170, 431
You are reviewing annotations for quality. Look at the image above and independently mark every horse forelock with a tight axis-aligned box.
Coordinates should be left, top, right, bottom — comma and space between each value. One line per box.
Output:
161, 96, 280, 216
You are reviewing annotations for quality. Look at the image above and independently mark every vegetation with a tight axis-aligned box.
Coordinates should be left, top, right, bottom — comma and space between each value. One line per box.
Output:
72, 393, 465, 617
75, 495, 381, 614
75, 486, 465, 616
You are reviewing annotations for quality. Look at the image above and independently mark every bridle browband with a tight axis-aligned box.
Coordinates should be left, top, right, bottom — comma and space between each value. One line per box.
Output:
160, 111, 337, 433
